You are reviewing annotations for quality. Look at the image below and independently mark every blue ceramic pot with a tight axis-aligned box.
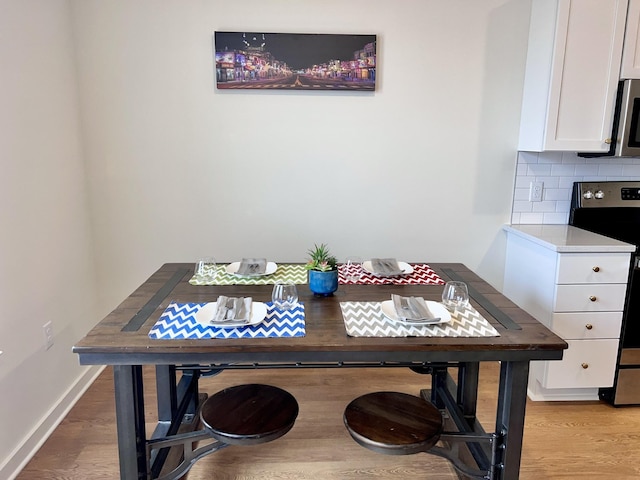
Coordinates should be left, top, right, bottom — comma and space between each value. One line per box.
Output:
308, 269, 339, 296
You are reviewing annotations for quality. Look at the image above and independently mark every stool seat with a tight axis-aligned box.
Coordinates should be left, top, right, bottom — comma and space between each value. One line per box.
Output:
200, 383, 298, 446
343, 391, 443, 455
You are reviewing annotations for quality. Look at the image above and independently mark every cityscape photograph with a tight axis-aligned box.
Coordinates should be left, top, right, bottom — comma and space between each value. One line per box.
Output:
214, 31, 377, 91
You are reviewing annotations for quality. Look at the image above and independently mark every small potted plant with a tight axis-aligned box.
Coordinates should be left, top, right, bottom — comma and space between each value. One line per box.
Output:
305, 243, 339, 296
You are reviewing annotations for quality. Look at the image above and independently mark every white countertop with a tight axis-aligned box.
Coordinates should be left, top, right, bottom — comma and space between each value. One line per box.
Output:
503, 224, 636, 253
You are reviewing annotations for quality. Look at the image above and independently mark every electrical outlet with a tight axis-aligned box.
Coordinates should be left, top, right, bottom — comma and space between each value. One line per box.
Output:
43, 321, 54, 350
529, 181, 543, 202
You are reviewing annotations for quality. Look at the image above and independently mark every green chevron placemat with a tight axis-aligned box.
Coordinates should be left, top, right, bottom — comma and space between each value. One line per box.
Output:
189, 263, 308, 285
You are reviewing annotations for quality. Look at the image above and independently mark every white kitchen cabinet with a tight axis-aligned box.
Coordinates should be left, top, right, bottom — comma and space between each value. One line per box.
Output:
518, 0, 628, 152
502, 225, 634, 401
542, 339, 619, 389
621, 0, 640, 78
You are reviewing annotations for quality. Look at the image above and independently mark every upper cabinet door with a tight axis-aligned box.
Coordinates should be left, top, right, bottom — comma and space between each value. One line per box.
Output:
518, 0, 628, 152
621, 0, 640, 79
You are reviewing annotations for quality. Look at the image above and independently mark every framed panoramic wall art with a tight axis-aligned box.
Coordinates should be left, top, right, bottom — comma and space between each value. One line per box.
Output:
214, 31, 377, 91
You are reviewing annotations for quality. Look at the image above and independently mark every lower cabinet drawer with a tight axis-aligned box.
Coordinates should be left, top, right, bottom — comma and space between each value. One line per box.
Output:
556, 253, 630, 284
543, 339, 619, 389
550, 311, 623, 339
553, 284, 627, 312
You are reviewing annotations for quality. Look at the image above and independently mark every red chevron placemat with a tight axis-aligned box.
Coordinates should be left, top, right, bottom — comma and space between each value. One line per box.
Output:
338, 263, 445, 285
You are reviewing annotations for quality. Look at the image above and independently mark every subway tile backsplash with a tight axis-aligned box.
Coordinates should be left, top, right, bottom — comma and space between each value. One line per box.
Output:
510, 151, 640, 224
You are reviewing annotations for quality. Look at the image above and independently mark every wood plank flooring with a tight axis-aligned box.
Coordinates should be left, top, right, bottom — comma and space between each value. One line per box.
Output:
15, 362, 640, 479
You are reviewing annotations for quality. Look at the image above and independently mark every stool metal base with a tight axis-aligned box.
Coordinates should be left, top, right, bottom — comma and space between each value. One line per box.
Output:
344, 390, 496, 479
147, 430, 228, 480
147, 383, 298, 480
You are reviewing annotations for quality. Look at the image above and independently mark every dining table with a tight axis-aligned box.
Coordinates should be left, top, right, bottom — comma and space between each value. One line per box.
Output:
72, 262, 567, 480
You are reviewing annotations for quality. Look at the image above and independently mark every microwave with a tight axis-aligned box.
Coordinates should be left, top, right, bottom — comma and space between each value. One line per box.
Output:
579, 79, 640, 158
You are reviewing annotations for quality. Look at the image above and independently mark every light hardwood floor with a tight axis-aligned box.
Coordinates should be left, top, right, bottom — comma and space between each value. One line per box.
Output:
15, 362, 640, 479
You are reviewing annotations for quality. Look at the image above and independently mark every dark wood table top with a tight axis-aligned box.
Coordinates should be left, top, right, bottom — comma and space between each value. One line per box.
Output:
73, 262, 567, 366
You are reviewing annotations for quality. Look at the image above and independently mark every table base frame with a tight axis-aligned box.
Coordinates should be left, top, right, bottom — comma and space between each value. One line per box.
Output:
114, 360, 529, 480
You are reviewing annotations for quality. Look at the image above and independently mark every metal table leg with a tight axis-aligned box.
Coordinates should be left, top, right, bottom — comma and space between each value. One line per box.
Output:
421, 364, 493, 478
156, 365, 177, 423
149, 365, 179, 477
495, 360, 530, 480
457, 362, 479, 424
113, 365, 147, 480
149, 367, 202, 479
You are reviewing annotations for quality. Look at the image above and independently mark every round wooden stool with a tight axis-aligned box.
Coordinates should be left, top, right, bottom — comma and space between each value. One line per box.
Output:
343, 391, 443, 455
200, 383, 298, 446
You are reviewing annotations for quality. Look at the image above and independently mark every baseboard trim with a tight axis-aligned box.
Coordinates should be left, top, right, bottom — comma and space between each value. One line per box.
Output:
527, 384, 600, 402
1, 365, 105, 480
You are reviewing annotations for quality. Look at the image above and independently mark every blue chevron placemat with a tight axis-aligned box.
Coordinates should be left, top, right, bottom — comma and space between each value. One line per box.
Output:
340, 301, 499, 337
149, 302, 305, 339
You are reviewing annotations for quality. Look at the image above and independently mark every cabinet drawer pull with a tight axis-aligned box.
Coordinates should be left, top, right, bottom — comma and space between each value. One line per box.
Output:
585, 324, 593, 330
581, 363, 589, 369
589, 296, 597, 302
592, 266, 600, 272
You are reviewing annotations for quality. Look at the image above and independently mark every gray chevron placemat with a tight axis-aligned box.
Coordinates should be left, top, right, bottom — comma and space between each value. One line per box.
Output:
340, 301, 500, 337
189, 264, 308, 285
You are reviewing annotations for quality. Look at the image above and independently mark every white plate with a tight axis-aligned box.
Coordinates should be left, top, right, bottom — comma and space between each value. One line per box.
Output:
380, 300, 451, 325
194, 301, 268, 328
225, 261, 278, 276
363, 260, 413, 276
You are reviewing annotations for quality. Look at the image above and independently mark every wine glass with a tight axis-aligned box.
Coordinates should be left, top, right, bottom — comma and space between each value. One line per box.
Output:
441, 281, 469, 311
194, 257, 217, 281
344, 256, 363, 283
271, 282, 298, 311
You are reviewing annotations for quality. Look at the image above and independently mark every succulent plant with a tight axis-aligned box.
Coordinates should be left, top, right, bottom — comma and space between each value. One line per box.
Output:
305, 243, 338, 271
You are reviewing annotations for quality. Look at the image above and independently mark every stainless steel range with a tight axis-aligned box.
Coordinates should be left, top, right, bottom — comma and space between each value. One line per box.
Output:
570, 181, 640, 406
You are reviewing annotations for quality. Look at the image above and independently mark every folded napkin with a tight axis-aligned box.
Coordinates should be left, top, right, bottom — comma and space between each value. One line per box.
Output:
371, 258, 405, 276
236, 258, 267, 275
236, 258, 267, 276
213, 296, 252, 323
391, 294, 439, 323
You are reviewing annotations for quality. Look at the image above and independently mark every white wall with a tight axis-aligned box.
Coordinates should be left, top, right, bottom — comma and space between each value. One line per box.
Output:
73, 0, 531, 311
0, 0, 100, 477
1, 0, 532, 477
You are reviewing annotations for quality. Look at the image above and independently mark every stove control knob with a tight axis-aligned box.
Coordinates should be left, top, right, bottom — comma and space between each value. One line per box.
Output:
583, 190, 594, 199
594, 190, 605, 199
